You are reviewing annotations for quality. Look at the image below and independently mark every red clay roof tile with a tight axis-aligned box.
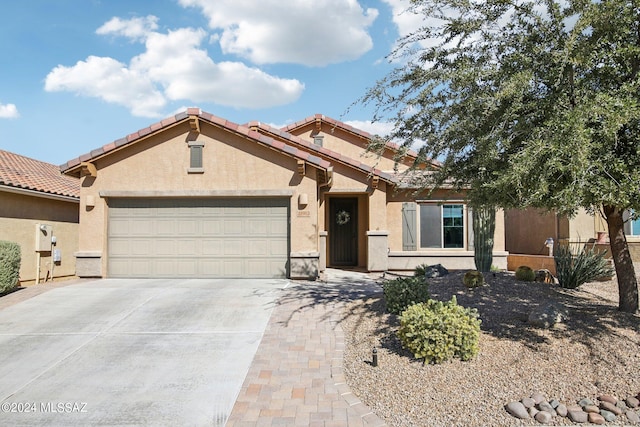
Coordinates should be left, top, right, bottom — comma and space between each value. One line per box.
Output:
60, 109, 332, 175
0, 149, 79, 199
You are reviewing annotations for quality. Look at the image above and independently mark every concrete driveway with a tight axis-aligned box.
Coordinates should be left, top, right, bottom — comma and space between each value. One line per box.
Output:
0, 278, 287, 426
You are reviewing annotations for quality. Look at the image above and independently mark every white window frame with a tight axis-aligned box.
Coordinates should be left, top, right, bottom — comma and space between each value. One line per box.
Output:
624, 209, 640, 236
417, 201, 468, 250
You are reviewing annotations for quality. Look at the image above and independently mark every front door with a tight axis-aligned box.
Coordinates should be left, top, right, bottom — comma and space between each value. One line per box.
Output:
329, 198, 358, 266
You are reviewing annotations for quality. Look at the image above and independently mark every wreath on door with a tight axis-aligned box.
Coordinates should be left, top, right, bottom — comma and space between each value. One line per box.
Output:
336, 209, 351, 225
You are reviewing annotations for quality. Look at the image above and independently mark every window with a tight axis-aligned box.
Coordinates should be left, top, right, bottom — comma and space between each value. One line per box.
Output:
624, 210, 640, 236
420, 204, 465, 248
188, 141, 204, 173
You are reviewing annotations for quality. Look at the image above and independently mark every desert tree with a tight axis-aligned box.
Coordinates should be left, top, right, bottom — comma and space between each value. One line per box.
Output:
361, 0, 639, 312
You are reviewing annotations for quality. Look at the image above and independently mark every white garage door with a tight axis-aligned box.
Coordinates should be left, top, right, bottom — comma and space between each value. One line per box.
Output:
107, 198, 289, 278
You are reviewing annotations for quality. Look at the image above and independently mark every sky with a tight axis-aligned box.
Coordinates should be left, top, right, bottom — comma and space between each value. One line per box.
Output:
0, 0, 423, 166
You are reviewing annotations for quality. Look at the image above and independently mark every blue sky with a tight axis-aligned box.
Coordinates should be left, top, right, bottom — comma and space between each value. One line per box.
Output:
0, 0, 421, 166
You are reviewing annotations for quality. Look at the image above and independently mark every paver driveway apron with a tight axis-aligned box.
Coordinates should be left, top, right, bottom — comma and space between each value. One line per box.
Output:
0, 278, 286, 426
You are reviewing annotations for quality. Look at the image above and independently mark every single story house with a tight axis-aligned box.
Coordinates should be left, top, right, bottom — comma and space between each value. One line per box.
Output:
60, 109, 507, 280
0, 149, 79, 283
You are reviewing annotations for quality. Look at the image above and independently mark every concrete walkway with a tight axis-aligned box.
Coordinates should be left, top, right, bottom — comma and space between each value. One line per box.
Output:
226, 270, 387, 427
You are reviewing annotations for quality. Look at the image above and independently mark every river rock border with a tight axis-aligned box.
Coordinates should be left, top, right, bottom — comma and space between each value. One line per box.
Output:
506, 392, 640, 424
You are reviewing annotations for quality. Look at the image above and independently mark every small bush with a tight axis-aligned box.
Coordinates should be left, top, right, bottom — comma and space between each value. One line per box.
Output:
463, 270, 485, 289
515, 265, 535, 281
0, 241, 21, 293
398, 296, 481, 364
554, 243, 614, 289
383, 276, 430, 315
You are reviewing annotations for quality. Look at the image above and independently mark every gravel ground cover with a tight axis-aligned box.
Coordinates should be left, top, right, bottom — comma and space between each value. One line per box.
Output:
342, 271, 640, 426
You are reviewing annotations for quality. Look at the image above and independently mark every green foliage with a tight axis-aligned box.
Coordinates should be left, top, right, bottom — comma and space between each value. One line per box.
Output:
383, 276, 430, 315
0, 241, 21, 293
554, 244, 615, 289
462, 271, 484, 289
398, 297, 481, 364
472, 206, 495, 272
413, 264, 428, 278
358, 0, 640, 311
515, 266, 535, 282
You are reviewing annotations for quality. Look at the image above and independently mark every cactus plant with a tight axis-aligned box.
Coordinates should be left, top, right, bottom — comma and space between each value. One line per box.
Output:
515, 265, 535, 281
472, 206, 495, 272
463, 270, 485, 289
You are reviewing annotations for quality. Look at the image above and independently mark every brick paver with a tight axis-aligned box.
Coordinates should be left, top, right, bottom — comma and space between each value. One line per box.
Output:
226, 273, 387, 427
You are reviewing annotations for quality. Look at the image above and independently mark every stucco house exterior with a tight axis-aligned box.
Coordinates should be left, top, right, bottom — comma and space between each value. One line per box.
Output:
505, 207, 640, 263
60, 108, 507, 280
0, 149, 79, 283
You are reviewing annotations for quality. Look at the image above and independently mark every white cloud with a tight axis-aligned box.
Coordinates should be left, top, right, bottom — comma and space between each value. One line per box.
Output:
178, 0, 378, 66
345, 119, 395, 137
45, 16, 305, 117
45, 56, 166, 117
381, 0, 423, 39
96, 15, 159, 41
0, 102, 19, 119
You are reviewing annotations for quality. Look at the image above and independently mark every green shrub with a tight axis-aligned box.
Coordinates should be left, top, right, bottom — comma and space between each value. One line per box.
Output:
515, 265, 535, 281
463, 270, 485, 289
383, 276, 430, 315
554, 243, 615, 289
398, 296, 481, 364
0, 241, 21, 293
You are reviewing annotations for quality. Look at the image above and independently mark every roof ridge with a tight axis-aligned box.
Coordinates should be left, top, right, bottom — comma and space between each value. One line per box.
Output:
60, 108, 331, 175
279, 114, 419, 159
248, 121, 396, 184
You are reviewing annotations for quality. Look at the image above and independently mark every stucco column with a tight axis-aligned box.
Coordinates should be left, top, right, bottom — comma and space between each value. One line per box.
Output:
367, 231, 389, 272
319, 231, 328, 271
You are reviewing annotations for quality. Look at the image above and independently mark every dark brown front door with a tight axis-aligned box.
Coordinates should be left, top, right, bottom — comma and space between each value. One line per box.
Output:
330, 198, 358, 266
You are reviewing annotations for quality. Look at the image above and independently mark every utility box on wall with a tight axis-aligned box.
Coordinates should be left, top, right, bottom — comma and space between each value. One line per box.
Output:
35, 223, 53, 252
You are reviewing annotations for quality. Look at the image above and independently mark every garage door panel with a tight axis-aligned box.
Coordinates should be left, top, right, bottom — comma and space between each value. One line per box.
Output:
201, 240, 223, 256
108, 198, 289, 278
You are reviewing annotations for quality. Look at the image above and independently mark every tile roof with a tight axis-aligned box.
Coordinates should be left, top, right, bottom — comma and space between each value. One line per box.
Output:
246, 121, 397, 184
281, 113, 420, 159
0, 149, 79, 199
60, 108, 332, 174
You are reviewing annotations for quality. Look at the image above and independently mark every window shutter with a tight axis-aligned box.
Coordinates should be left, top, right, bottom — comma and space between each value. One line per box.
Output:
402, 202, 417, 251
467, 207, 474, 250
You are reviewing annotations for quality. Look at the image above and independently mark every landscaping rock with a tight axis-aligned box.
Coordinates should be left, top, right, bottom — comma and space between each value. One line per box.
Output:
549, 398, 560, 409
578, 397, 594, 407
588, 412, 606, 425
626, 397, 640, 409
422, 264, 449, 278
535, 410, 552, 424
522, 397, 536, 408
527, 304, 566, 328
627, 410, 640, 425
528, 407, 538, 418
531, 392, 546, 404
584, 404, 599, 413
599, 394, 617, 405
568, 409, 588, 423
600, 400, 622, 415
537, 401, 556, 415
506, 401, 529, 419
556, 403, 568, 417
600, 409, 616, 422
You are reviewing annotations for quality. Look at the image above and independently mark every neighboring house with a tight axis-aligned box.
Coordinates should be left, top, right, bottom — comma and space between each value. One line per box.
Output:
505, 207, 640, 262
60, 109, 507, 280
0, 149, 79, 283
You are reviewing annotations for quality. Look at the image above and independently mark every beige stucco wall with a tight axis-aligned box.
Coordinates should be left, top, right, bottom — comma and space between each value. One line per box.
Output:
0, 191, 79, 283
77, 121, 321, 277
